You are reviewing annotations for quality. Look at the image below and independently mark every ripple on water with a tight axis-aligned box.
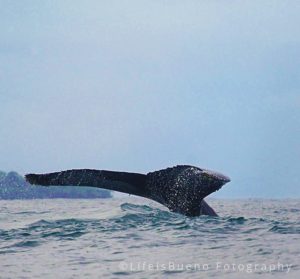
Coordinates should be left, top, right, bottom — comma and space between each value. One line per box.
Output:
2, 202, 299, 245
269, 225, 300, 234
0, 199, 300, 278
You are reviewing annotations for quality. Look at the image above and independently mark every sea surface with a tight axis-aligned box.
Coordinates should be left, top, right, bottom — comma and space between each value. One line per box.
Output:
0, 198, 299, 279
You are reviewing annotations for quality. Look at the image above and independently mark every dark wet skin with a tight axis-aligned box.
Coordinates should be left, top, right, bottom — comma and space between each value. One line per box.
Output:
25, 165, 230, 217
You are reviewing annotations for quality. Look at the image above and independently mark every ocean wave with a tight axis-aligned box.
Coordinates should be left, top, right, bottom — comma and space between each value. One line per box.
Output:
1, 202, 299, 256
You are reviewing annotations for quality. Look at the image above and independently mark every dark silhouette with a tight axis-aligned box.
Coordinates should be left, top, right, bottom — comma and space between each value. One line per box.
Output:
26, 165, 230, 216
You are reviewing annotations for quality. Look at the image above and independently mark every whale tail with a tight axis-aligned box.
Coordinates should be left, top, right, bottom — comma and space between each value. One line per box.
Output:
25, 165, 230, 217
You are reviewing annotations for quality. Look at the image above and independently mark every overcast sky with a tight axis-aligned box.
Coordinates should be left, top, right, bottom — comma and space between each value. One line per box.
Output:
1, 1, 299, 198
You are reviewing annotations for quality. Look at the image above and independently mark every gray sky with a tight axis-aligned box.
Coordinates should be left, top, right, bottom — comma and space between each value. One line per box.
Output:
1, 1, 299, 198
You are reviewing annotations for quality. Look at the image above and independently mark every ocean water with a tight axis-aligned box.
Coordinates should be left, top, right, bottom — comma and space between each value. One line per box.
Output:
0, 198, 299, 279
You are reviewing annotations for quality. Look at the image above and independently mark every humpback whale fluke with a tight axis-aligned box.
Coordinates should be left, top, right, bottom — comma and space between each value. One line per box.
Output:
25, 165, 230, 217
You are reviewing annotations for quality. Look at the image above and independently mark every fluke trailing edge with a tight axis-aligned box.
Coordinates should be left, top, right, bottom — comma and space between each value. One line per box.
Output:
25, 165, 230, 217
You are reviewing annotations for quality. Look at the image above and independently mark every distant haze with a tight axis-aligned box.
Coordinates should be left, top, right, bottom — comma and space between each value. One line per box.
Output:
1, 1, 299, 198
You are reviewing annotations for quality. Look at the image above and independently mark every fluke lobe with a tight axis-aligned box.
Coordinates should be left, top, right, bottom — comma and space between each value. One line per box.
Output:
25, 165, 230, 217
